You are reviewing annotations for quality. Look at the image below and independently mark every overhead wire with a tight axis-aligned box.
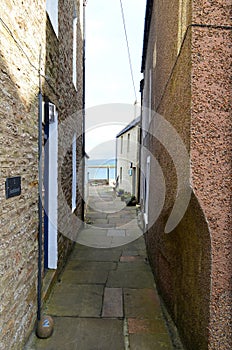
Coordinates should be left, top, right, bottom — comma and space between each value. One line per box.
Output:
119, 0, 138, 103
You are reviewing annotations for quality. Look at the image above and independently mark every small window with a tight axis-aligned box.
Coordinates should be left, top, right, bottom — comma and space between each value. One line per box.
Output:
73, 5, 77, 89
46, 0, 58, 37
127, 133, 130, 152
120, 136, 123, 154
72, 134, 77, 212
120, 167, 122, 183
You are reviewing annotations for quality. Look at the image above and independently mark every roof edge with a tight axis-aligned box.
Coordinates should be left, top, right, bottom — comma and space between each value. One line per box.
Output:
116, 116, 140, 138
141, 0, 154, 73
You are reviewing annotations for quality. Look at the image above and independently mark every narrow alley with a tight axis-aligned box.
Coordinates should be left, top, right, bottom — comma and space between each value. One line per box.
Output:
25, 185, 182, 350
1, 1, 231, 349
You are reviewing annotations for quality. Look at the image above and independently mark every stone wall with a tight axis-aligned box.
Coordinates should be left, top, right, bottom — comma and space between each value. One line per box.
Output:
0, 1, 83, 349
142, 0, 231, 349
0, 1, 46, 348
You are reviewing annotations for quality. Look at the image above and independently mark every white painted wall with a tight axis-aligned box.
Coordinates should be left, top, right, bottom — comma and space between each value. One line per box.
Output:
116, 124, 140, 197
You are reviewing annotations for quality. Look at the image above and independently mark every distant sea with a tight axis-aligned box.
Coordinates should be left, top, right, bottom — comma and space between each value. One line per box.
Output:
87, 159, 116, 180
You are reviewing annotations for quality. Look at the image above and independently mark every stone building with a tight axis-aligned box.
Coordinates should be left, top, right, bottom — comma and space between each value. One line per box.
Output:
140, 0, 231, 349
0, 0, 84, 348
116, 117, 140, 200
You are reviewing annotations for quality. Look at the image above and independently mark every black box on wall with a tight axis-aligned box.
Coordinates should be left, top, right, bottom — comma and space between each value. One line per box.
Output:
5, 176, 21, 199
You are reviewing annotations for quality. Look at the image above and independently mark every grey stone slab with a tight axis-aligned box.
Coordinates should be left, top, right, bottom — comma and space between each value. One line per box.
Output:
46, 284, 104, 317
108, 217, 131, 225
107, 262, 154, 288
93, 223, 116, 228
124, 288, 163, 319
110, 236, 140, 248
25, 317, 124, 350
88, 212, 108, 219
107, 229, 126, 237
102, 288, 123, 318
128, 317, 169, 335
60, 268, 109, 284
65, 260, 117, 271
71, 247, 122, 262
93, 218, 109, 224
129, 334, 173, 350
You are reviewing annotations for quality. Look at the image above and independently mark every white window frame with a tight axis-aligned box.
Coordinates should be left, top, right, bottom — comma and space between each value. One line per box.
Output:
148, 68, 152, 125
48, 105, 58, 269
72, 133, 77, 212
73, 7, 77, 89
144, 156, 150, 225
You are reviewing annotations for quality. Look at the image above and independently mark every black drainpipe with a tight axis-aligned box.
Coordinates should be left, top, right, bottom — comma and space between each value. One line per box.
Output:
81, 1, 87, 222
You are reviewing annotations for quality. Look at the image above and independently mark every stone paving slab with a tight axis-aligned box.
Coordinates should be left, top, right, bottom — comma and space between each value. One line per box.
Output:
65, 260, 117, 271
87, 212, 108, 219
92, 218, 109, 224
129, 334, 173, 350
128, 317, 168, 334
60, 268, 109, 284
107, 229, 126, 237
46, 284, 104, 317
71, 247, 122, 261
25, 317, 124, 350
107, 262, 154, 288
124, 288, 163, 319
93, 223, 115, 228
76, 234, 113, 249
102, 288, 123, 318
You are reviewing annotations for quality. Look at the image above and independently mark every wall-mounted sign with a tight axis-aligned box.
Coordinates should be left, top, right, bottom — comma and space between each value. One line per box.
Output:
5, 176, 21, 199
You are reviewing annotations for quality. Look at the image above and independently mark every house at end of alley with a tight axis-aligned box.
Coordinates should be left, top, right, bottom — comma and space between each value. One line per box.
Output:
0, 1, 85, 348
116, 116, 140, 202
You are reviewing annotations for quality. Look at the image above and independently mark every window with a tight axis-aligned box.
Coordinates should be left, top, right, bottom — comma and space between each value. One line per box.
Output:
144, 156, 150, 225
72, 134, 77, 212
120, 167, 122, 183
127, 133, 130, 152
120, 136, 123, 154
73, 5, 77, 89
46, 0, 58, 37
148, 68, 152, 124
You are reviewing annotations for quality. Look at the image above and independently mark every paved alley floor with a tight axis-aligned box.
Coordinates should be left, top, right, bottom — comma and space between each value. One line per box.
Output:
25, 185, 179, 350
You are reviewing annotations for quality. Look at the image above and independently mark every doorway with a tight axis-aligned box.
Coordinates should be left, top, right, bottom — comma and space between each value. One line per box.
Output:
44, 101, 58, 269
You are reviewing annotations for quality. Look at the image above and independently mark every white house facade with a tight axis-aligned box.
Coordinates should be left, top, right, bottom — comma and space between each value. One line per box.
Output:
116, 117, 140, 199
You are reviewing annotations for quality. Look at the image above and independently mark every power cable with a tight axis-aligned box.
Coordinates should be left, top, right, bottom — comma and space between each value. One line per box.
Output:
119, 0, 137, 103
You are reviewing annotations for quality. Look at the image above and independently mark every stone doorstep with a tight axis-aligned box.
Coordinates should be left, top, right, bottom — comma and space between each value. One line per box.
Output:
42, 269, 57, 304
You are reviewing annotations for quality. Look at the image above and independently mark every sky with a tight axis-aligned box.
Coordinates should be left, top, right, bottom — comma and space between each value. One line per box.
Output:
85, 0, 146, 159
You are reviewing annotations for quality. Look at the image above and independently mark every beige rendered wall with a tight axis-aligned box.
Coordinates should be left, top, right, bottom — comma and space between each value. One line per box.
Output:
117, 125, 140, 196
191, 1, 232, 348
142, 0, 231, 349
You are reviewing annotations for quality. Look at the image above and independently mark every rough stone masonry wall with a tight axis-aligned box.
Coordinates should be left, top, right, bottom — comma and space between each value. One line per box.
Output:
0, 1, 46, 349
191, 1, 232, 348
56, 0, 83, 267
0, 0, 83, 348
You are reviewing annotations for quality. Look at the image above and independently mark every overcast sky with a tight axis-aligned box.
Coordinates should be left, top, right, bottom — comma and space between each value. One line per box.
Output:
85, 0, 146, 159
